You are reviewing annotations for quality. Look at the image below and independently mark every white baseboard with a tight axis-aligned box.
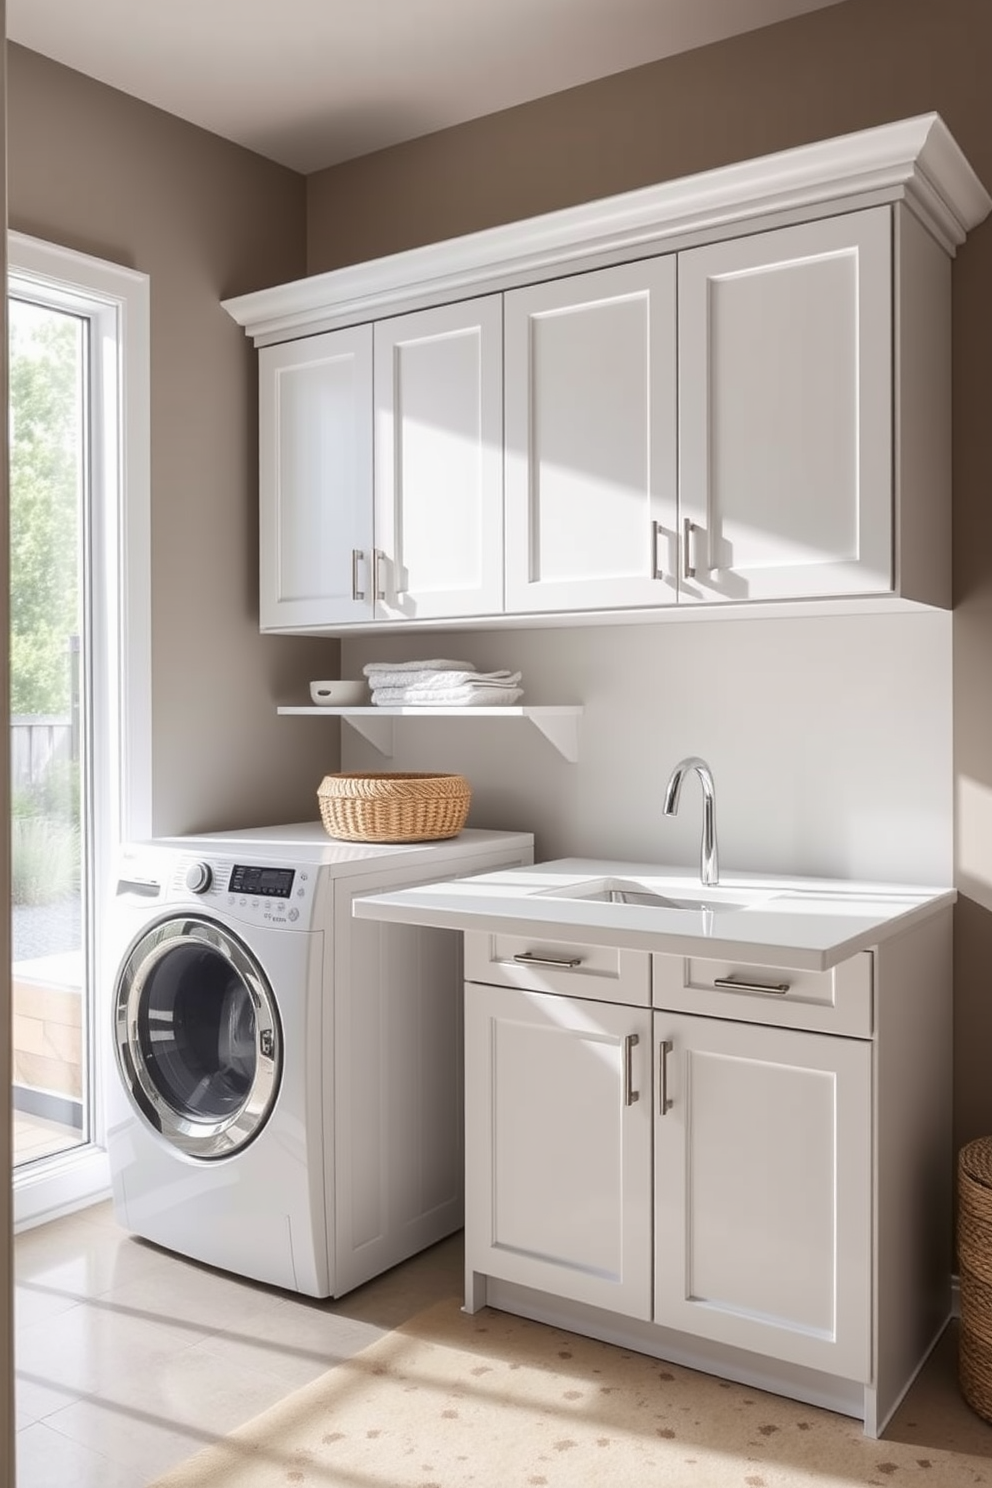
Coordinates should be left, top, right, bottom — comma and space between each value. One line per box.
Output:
13, 1146, 112, 1233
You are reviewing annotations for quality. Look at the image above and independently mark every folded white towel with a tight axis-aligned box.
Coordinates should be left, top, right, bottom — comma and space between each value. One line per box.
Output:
369, 669, 521, 691
371, 684, 524, 707
363, 659, 474, 676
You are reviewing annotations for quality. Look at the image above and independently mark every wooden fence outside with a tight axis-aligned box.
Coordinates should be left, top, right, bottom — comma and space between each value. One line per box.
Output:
10, 716, 73, 794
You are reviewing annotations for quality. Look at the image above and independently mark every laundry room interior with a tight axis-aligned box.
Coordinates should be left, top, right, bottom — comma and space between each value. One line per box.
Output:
6, 1, 992, 1486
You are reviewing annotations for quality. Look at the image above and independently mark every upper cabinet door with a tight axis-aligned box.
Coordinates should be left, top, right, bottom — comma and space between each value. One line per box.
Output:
678, 208, 893, 603
374, 296, 504, 622
259, 327, 374, 629
504, 259, 678, 614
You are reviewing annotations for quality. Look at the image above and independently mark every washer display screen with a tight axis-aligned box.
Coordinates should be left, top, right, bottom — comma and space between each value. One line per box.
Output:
228, 864, 295, 897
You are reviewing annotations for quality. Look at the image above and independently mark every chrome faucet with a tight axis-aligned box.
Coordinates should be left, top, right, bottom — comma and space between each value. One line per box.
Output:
663, 756, 719, 886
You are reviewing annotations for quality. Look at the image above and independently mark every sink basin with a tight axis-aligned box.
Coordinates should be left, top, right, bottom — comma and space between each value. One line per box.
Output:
536, 876, 778, 914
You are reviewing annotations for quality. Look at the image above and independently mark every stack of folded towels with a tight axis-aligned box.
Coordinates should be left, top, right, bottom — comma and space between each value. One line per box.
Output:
363, 659, 523, 707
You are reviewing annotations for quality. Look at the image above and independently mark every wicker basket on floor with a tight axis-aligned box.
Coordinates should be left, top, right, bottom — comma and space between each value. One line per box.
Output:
958, 1135, 992, 1423
317, 772, 471, 843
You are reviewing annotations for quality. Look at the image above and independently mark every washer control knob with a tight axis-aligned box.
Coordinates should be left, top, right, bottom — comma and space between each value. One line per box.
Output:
185, 861, 212, 894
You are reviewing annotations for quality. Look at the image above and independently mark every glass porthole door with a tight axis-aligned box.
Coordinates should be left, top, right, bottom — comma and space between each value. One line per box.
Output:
114, 916, 281, 1159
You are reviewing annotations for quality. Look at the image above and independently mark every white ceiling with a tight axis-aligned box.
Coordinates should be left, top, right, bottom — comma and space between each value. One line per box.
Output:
6, 0, 847, 175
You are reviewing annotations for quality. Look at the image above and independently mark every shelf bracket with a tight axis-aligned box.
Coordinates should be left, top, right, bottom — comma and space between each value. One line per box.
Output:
343, 714, 395, 757
528, 710, 580, 763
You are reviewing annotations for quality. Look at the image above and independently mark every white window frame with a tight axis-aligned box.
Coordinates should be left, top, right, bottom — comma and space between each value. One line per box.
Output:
8, 233, 151, 1230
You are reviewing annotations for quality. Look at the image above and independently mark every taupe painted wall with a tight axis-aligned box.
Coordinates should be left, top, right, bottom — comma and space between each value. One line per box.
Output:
311, 0, 992, 1154
1, 17, 14, 1488
7, 43, 343, 838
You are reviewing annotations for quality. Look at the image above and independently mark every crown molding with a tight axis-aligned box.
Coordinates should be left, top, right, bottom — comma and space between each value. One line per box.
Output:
224, 113, 991, 346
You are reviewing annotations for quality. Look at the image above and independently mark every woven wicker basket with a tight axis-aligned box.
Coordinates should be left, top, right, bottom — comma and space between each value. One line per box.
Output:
317, 772, 471, 843
959, 1135, 992, 1422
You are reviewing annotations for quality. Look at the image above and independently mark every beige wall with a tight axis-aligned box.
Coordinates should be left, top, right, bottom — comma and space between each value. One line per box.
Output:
7, 43, 343, 838
1, 16, 13, 1486
311, 0, 992, 1155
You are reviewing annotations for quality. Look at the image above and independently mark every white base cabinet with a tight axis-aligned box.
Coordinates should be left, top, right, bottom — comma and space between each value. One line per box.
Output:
465, 984, 652, 1318
654, 1012, 871, 1380
463, 908, 952, 1437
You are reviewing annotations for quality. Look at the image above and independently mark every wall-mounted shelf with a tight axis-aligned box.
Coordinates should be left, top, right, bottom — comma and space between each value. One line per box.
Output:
277, 705, 583, 761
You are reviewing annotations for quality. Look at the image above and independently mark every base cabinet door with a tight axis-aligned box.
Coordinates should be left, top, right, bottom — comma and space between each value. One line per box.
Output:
654, 1012, 872, 1380
258, 325, 374, 629
465, 983, 652, 1318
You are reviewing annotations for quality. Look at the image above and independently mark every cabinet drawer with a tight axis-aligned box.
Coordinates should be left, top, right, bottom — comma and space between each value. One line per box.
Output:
652, 950, 872, 1037
464, 931, 650, 1006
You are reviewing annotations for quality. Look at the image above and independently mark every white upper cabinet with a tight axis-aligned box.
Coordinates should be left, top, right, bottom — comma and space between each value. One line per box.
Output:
678, 209, 892, 603
374, 296, 503, 621
504, 259, 677, 612
259, 326, 374, 629
225, 116, 989, 634
260, 299, 501, 631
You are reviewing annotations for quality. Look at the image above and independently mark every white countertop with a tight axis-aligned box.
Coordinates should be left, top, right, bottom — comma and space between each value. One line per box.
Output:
351, 856, 957, 971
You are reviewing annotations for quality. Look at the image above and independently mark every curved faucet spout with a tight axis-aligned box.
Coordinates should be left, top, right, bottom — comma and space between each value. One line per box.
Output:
663, 756, 719, 887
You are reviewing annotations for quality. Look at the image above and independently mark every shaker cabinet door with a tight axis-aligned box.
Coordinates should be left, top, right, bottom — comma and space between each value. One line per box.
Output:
465, 983, 653, 1318
504, 258, 678, 614
374, 296, 504, 621
678, 207, 892, 603
654, 1012, 872, 1380
259, 326, 374, 629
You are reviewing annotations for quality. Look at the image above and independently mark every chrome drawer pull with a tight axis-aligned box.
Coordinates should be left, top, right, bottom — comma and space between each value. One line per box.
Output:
652, 520, 664, 581
512, 951, 583, 969
714, 975, 791, 995
659, 1038, 673, 1115
623, 1034, 639, 1107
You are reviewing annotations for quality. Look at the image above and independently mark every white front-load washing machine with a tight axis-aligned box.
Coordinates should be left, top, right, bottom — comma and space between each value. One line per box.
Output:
106, 821, 533, 1297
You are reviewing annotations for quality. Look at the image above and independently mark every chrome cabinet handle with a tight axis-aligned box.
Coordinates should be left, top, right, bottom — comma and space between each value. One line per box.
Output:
512, 950, 583, 969
373, 549, 387, 601
714, 975, 791, 995
659, 1039, 673, 1115
682, 518, 696, 581
652, 520, 664, 581
351, 548, 365, 601
623, 1034, 640, 1107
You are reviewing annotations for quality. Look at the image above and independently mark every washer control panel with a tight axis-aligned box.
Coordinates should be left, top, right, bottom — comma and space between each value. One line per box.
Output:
228, 863, 296, 899
169, 854, 316, 929
115, 845, 322, 931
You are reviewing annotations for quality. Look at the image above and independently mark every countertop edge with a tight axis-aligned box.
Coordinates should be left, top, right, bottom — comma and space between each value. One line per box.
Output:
352, 885, 956, 973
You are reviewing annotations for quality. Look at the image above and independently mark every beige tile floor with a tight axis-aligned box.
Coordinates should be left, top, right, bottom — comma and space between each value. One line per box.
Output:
14, 1200, 464, 1488
13, 1200, 992, 1488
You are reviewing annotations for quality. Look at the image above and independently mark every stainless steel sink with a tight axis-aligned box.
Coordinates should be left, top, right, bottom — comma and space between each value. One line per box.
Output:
536, 876, 777, 913
573, 886, 752, 911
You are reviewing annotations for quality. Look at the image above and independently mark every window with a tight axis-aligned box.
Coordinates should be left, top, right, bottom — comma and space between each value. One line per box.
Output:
9, 233, 150, 1228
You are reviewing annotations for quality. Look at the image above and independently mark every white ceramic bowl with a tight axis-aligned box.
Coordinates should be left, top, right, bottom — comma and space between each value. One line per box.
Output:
309, 679, 369, 707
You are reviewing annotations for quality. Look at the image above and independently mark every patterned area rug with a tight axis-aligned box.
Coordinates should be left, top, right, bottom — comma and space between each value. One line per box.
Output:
149, 1298, 992, 1488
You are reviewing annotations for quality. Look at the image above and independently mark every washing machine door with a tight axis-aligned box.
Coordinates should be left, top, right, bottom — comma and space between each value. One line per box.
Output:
114, 915, 282, 1159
